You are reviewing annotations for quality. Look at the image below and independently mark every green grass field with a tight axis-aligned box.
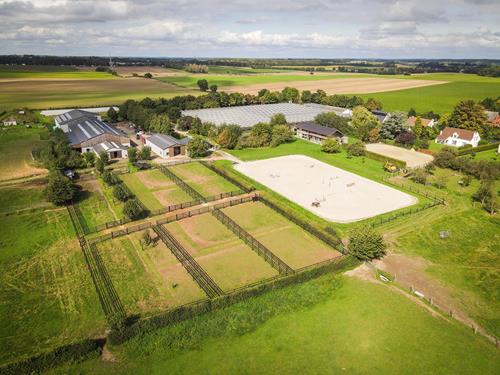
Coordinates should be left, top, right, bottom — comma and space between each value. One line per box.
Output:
472, 148, 499, 161
75, 180, 118, 231
165, 214, 278, 291
223, 202, 341, 269
120, 170, 193, 211
0, 185, 51, 214
0, 208, 105, 366
168, 162, 239, 197
50, 274, 500, 374
207, 66, 291, 74
0, 126, 48, 181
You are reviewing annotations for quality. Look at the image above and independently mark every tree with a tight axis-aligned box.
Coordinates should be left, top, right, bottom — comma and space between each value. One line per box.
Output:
113, 184, 132, 202
45, 172, 75, 205
321, 138, 342, 153
140, 146, 151, 160
95, 157, 105, 174
482, 196, 498, 215
314, 112, 351, 135
472, 180, 493, 203
187, 135, 209, 158
128, 147, 138, 163
107, 107, 118, 122
346, 141, 366, 157
250, 122, 273, 147
217, 125, 242, 149
408, 108, 417, 117
413, 116, 424, 139
301, 90, 312, 103
395, 131, 416, 146
210, 84, 218, 93
83, 152, 95, 167
348, 227, 387, 261
143, 72, 153, 79
350, 106, 380, 141
412, 168, 428, 185
270, 125, 294, 147
434, 175, 448, 189
123, 199, 144, 220
380, 111, 408, 139
270, 113, 287, 126
448, 100, 488, 135
102, 171, 118, 185
149, 114, 175, 135
98, 151, 109, 165
364, 98, 383, 111
197, 79, 209, 92
280, 87, 300, 103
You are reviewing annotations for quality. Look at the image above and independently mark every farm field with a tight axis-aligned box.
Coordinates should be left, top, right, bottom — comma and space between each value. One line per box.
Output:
0, 195, 105, 366
120, 169, 193, 211
165, 213, 278, 290
168, 162, 239, 197
223, 201, 341, 269
51, 274, 500, 375
96, 232, 205, 315
0, 125, 48, 181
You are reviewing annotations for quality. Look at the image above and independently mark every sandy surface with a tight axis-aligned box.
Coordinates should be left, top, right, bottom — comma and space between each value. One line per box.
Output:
365, 143, 434, 168
222, 77, 446, 95
234, 155, 417, 223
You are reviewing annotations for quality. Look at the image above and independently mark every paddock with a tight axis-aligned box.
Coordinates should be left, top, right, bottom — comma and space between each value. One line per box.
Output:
365, 143, 434, 168
234, 155, 417, 223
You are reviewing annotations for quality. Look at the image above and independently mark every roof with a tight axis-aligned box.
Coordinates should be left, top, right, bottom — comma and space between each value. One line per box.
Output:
65, 116, 122, 145
146, 134, 189, 150
371, 110, 388, 123
181, 103, 349, 127
485, 110, 499, 123
92, 141, 128, 154
407, 116, 434, 127
55, 109, 98, 125
294, 121, 344, 138
436, 127, 477, 142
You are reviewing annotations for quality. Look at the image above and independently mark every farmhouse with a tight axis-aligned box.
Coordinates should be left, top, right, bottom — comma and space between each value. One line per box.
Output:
406, 116, 435, 128
435, 127, 480, 148
371, 110, 390, 123
293, 122, 346, 144
55, 109, 130, 158
145, 133, 189, 159
181, 103, 351, 128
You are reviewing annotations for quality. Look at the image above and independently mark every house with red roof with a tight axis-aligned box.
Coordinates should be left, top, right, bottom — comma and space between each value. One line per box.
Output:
407, 116, 435, 128
435, 127, 480, 148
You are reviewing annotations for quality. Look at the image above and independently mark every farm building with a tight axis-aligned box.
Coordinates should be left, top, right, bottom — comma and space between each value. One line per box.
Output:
371, 110, 390, 123
55, 109, 130, 158
485, 110, 500, 126
406, 116, 435, 128
293, 122, 346, 144
435, 127, 480, 148
181, 103, 351, 128
145, 133, 190, 159
2, 117, 17, 126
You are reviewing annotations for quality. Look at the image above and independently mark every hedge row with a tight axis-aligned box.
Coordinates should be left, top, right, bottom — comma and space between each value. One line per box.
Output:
458, 142, 500, 156
108, 255, 357, 345
364, 150, 407, 168
0, 339, 100, 375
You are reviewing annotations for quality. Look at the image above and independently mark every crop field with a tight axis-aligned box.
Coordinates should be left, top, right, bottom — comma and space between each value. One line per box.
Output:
165, 213, 278, 290
0, 126, 48, 181
96, 232, 205, 315
168, 162, 239, 197
223, 201, 341, 269
120, 169, 193, 210
0, 199, 105, 366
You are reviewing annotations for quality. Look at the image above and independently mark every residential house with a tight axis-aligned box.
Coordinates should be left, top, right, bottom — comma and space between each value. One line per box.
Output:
371, 110, 390, 123
55, 109, 130, 159
293, 121, 347, 145
435, 127, 480, 148
145, 134, 190, 159
406, 116, 435, 128
485, 110, 500, 127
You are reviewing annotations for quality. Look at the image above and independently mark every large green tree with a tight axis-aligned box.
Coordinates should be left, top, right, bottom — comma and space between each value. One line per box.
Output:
447, 100, 488, 135
348, 227, 387, 261
187, 135, 209, 158
45, 172, 75, 206
149, 114, 175, 135
380, 111, 408, 140
350, 106, 381, 141
217, 125, 242, 149
314, 112, 351, 135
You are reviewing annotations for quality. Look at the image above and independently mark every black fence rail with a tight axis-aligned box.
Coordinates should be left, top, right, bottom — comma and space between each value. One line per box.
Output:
257, 196, 345, 254
204, 189, 246, 202
160, 166, 205, 202
381, 175, 446, 204
200, 161, 254, 193
152, 224, 224, 299
67, 205, 85, 239
368, 201, 442, 228
211, 209, 294, 275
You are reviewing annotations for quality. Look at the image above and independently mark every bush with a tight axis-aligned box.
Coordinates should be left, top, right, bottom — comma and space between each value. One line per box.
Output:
113, 184, 132, 202
123, 199, 144, 220
83, 152, 96, 167
270, 125, 294, 147
412, 168, 429, 185
348, 227, 387, 261
128, 147, 138, 163
95, 157, 105, 174
188, 135, 209, 158
140, 146, 151, 160
321, 138, 342, 153
102, 171, 118, 185
346, 141, 366, 157
45, 172, 75, 205
217, 125, 242, 149
98, 151, 109, 165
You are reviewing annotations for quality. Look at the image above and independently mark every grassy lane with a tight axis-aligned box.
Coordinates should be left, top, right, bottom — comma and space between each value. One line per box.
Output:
50, 275, 499, 374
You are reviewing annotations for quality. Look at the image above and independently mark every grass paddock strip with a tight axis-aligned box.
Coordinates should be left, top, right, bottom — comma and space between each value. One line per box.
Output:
160, 166, 205, 202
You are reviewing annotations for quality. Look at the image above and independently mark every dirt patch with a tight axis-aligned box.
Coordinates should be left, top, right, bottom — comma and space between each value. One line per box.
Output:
153, 188, 180, 206
222, 78, 446, 95
136, 171, 176, 190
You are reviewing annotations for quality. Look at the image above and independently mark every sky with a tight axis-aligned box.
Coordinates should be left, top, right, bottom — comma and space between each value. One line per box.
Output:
0, 0, 499, 59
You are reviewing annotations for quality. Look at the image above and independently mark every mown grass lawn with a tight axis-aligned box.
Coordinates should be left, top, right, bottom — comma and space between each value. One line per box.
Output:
50, 274, 500, 374
0, 209, 106, 366
0, 185, 51, 214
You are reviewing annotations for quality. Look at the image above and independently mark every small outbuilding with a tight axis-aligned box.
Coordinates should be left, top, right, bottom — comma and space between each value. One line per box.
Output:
293, 122, 347, 144
145, 134, 190, 159
435, 127, 480, 148
2, 118, 17, 126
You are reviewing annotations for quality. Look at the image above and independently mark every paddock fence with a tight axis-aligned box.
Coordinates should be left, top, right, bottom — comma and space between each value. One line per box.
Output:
200, 161, 254, 193
159, 166, 205, 202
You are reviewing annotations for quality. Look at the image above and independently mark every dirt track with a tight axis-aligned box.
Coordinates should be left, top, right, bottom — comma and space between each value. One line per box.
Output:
222, 77, 446, 95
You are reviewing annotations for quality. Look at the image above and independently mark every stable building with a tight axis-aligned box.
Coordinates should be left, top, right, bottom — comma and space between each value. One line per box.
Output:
145, 134, 190, 159
55, 109, 130, 159
293, 122, 346, 145
435, 127, 480, 148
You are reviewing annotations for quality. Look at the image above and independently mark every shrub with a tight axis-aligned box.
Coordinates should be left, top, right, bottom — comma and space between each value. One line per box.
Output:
102, 171, 118, 185
140, 146, 151, 160
128, 147, 138, 163
45, 172, 75, 206
83, 152, 96, 167
95, 157, 105, 174
346, 141, 366, 157
348, 227, 387, 261
434, 175, 448, 189
321, 138, 342, 153
412, 168, 429, 185
188, 135, 209, 158
113, 184, 132, 202
123, 199, 144, 220
98, 151, 109, 165
217, 125, 242, 149
270, 125, 294, 147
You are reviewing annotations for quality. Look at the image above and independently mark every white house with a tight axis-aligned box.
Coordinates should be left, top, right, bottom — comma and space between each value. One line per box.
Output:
2, 118, 17, 126
435, 127, 480, 148
145, 134, 190, 159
